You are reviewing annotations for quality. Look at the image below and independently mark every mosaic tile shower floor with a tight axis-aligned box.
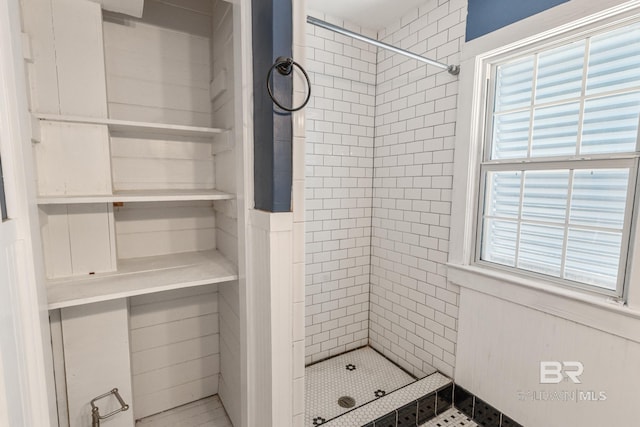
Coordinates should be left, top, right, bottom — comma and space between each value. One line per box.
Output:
305, 347, 416, 426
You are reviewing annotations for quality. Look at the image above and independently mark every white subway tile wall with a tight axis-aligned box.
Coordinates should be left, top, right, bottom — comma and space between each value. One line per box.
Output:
305, 12, 378, 364
369, 0, 465, 378
293, 0, 307, 424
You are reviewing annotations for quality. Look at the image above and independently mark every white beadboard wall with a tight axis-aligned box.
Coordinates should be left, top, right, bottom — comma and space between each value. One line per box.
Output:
62, 300, 135, 427
368, 0, 464, 379
52, 0, 109, 118
211, 1, 241, 426
104, 0, 217, 193
114, 201, 216, 260
304, 11, 377, 364
456, 288, 640, 427
129, 285, 220, 419
110, 136, 216, 192
102, 0, 213, 127
247, 211, 294, 427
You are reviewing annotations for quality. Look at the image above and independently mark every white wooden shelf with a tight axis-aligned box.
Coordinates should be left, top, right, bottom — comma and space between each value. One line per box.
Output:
37, 189, 234, 204
46, 250, 238, 309
33, 113, 226, 139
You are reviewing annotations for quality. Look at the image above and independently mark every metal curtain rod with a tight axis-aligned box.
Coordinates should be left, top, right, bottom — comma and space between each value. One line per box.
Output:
307, 16, 460, 75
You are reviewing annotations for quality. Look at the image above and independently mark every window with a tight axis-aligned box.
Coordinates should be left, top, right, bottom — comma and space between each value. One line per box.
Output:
0, 156, 6, 221
477, 21, 640, 296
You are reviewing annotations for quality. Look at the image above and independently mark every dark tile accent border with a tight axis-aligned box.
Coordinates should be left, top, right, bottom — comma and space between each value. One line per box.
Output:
359, 381, 524, 427
451, 385, 524, 427
416, 392, 435, 424
474, 397, 501, 427
435, 383, 453, 415
501, 414, 523, 427
396, 401, 418, 426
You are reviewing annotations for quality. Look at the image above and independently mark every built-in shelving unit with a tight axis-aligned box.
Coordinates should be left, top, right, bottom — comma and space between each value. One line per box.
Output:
35, 108, 238, 306
46, 250, 237, 309
25, 0, 244, 423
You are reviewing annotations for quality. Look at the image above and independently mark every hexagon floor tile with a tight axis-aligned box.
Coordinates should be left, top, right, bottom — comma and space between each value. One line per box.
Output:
305, 347, 416, 426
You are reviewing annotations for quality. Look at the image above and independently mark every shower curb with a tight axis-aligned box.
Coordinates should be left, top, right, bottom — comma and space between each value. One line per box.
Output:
317, 372, 524, 427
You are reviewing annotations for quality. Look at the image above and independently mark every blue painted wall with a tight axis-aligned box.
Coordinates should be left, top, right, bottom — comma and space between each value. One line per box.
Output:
252, 0, 293, 212
466, 0, 570, 41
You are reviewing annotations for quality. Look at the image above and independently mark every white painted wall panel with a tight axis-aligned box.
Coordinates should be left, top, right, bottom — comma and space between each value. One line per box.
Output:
129, 286, 220, 419
51, 0, 108, 117
0, 225, 28, 427
67, 204, 116, 275
130, 314, 218, 354
35, 121, 112, 197
40, 204, 116, 279
61, 299, 134, 427
131, 335, 219, 375
114, 201, 216, 259
110, 136, 215, 191
105, 48, 210, 89
132, 355, 219, 398
247, 211, 294, 427
218, 281, 240, 426
215, 204, 238, 265
127, 0, 211, 37
21, 0, 60, 114
456, 288, 640, 427
48, 311, 69, 427
107, 76, 212, 115
39, 205, 73, 278
89, 0, 144, 18
133, 376, 219, 420
211, 3, 241, 425
103, 0, 212, 127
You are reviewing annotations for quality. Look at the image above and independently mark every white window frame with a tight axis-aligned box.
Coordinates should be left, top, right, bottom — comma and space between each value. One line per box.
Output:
448, 0, 640, 343
473, 21, 640, 299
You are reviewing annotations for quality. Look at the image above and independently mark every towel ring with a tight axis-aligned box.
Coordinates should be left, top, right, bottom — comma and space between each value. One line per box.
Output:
266, 56, 311, 112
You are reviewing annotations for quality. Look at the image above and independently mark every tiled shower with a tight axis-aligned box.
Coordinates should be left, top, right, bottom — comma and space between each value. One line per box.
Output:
305, 0, 464, 382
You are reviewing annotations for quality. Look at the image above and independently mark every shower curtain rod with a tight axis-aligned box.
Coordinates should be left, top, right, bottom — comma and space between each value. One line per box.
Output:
306, 16, 460, 75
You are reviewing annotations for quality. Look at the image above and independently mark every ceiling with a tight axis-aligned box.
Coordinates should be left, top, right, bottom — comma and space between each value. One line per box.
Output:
306, 0, 429, 30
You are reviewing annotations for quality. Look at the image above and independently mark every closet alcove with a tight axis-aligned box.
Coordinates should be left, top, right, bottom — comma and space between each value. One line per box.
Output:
22, 0, 245, 425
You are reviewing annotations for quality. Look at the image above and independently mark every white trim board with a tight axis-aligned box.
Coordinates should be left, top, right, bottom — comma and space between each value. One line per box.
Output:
38, 189, 234, 204
448, 263, 640, 344
33, 113, 226, 138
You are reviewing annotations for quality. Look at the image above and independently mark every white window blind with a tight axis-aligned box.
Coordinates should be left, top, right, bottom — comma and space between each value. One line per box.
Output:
479, 21, 640, 295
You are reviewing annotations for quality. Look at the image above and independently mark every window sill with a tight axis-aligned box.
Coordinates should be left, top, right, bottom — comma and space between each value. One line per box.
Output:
447, 262, 640, 344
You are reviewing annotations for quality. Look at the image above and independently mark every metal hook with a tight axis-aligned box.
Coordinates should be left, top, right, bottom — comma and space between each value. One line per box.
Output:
275, 56, 294, 76
266, 56, 312, 112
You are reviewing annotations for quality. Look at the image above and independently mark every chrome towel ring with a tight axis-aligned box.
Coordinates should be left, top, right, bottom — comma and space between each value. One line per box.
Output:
266, 56, 311, 112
